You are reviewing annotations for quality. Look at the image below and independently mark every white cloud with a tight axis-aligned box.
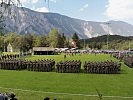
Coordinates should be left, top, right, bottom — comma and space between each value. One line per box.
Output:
79, 4, 89, 12
105, 0, 133, 20
35, 7, 49, 12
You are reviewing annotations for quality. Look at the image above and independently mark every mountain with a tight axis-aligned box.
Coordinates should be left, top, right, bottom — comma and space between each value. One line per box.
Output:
2, 6, 133, 39
81, 35, 133, 43
80, 35, 133, 50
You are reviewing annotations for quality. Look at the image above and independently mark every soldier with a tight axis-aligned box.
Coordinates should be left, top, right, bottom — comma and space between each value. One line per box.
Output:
44, 97, 50, 100
84, 61, 121, 74
124, 56, 133, 68
64, 54, 66, 60
9, 93, 17, 100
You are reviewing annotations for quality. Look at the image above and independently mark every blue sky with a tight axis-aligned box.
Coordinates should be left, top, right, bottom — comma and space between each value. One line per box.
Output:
20, 0, 133, 25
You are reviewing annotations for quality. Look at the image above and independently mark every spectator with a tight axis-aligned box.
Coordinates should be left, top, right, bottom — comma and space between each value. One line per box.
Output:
9, 93, 17, 100
44, 97, 50, 100
0, 93, 4, 100
3, 93, 8, 100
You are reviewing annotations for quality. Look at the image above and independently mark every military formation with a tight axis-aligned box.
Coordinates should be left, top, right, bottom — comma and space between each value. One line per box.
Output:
0, 54, 19, 60
124, 56, 133, 68
0, 59, 122, 74
112, 52, 133, 68
0, 59, 55, 72
83, 61, 121, 74
112, 53, 125, 61
0, 59, 27, 70
56, 60, 81, 73
26, 59, 55, 72
0, 54, 123, 74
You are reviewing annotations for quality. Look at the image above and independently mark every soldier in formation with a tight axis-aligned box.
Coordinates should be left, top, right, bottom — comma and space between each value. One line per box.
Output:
112, 53, 126, 61
0, 59, 27, 70
124, 56, 133, 68
0, 56, 123, 74
56, 60, 81, 73
0, 59, 55, 72
83, 60, 121, 74
0, 54, 19, 60
27, 59, 55, 72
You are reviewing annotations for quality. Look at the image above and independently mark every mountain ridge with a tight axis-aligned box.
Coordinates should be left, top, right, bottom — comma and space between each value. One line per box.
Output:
1, 6, 133, 39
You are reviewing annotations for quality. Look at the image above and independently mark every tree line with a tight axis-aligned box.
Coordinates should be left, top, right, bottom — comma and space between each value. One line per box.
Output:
0, 29, 81, 52
1, 29, 133, 53
81, 35, 133, 50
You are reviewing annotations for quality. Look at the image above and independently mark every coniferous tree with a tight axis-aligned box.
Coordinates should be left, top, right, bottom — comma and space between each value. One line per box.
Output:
72, 32, 81, 48
61, 33, 66, 47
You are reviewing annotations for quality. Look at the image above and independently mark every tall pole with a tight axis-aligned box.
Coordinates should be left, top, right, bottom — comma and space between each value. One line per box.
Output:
129, 40, 131, 51
106, 22, 111, 50
84, 39, 85, 49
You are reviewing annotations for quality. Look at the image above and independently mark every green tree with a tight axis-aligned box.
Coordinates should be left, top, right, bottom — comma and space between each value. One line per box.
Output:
47, 29, 62, 48
64, 37, 71, 48
18, 34, 35, 52
4, 32, 20, 51
33, 35, 48, 47
72, 32, 81, 48
58, 33, 65, 48
26, 33, 35, 50
61, 33, 66, 47
0, 35, 4, 52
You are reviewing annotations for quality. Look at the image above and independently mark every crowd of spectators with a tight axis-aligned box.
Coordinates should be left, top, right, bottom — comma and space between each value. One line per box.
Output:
0, 92, 17, 100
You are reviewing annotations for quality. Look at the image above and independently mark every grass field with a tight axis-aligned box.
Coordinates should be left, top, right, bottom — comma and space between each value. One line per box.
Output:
0, 54, 133, 100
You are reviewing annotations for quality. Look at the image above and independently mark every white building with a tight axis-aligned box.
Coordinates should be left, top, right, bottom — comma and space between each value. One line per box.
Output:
7, 43, 13, 52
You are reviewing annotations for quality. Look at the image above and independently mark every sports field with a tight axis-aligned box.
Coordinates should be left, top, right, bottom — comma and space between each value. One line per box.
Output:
0, 54, 133, 100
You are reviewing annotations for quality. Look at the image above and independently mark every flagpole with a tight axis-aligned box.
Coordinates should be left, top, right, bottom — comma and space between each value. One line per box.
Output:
105, 22, 111, 50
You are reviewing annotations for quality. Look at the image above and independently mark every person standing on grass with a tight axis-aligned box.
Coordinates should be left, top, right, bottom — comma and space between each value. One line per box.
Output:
64, 54, 66, 60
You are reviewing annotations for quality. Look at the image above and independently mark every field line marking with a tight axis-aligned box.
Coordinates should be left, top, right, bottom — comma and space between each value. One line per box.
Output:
0, 86, 133, 98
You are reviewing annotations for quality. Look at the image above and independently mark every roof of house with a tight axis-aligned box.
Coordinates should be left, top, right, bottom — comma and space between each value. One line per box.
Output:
33, 47, 55, 51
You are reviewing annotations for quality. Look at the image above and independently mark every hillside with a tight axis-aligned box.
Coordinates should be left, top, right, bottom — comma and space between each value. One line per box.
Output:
1, 5, 133, 38
83, 35, 132, 42
81, 35, 133, 50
